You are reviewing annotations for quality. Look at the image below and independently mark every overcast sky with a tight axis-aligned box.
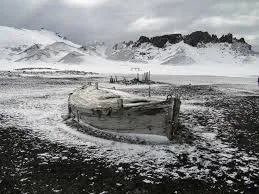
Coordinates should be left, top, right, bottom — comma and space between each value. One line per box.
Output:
0, 0, 258, 49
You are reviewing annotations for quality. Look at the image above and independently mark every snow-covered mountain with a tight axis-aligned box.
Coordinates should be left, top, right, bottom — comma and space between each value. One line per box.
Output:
108, 32, 258, 65
0, 26, 102, 64
0, 26, 258, 76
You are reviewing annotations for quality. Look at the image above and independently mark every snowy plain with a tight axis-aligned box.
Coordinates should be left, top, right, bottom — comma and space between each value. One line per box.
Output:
1, 70, 259, 193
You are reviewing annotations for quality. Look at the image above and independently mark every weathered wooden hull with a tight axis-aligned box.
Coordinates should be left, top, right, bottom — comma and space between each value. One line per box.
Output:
69, 86, 172, 137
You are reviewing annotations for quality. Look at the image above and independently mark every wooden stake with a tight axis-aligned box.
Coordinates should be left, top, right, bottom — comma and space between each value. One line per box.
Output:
117, 99, 124, 109
77, 110, 80, 123
95, 82, 99, 90
148, 85, 151, 97
168, 95, 181, 140
68, 93, 73, 117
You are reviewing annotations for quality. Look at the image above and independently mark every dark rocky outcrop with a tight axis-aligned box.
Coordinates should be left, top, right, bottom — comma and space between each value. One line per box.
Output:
138, 36, 150, 43
134, 34, 183, 48
125, 40, 134, 47
183, 31, 212, 47
150, 34, 183, 48
219, 33, 233, 43
134, 36, 150, 47
150, 36, 169, 48
167, 34, 183, 44
211, 34, 219, 43
237, 38, 245, 44
132, 31, 251, 50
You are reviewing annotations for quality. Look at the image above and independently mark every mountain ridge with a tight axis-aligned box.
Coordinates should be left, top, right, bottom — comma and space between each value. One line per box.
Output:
0, 26, 258, 66
131, 31, 251, 49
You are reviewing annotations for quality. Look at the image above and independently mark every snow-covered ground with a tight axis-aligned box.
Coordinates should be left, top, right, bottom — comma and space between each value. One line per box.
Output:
0, 71, 258, 193
1, 59, 259, 77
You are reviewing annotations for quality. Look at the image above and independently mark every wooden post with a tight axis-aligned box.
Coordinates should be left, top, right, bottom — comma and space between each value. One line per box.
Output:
117, 99, 123, 109
95, 82, 99, 90
168, 95, 181, 140
137, 73, 139, 81
148, 71, 151, 81
77, 110, 80, 122
148, 85, 151, 97
68, 93, 73, 117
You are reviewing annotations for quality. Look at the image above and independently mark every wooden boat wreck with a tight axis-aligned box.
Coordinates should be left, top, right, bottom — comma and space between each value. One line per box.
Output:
68, 84, 181, 140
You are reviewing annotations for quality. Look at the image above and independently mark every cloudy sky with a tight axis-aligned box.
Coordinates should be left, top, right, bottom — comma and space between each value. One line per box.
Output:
0, 0, 258, 49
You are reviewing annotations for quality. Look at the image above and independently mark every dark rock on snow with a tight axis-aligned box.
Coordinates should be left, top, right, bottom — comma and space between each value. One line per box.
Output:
133, 31, 251, 49
219, 33, 233, 44
183, 31, 212, 47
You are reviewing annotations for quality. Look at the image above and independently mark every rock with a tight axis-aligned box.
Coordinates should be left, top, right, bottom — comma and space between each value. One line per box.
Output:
211, 34, 219, 43
237, 38, 245, 44
219, 33, 233, 43
134, 36, 150, 47
149, 34, 183, 48
125, 41, 134, 47
183, 31, 212, 47
133, 31, 249, 49
150, 36, 168, 48
166, 34, 183, 44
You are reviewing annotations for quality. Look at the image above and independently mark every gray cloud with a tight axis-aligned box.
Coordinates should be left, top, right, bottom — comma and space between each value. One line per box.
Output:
0, 0, 258, 50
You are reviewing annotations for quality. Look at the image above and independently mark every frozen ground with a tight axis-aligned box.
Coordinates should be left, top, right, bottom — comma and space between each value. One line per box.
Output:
0, 70, 259, 193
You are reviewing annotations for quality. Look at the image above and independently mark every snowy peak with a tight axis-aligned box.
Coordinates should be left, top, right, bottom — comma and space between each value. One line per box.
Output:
0, 26, 77, 48
59, 51, 85, 64
107, 31, 258, 65
0, 26, 107, 64
0, 26, 258, 67
45, 42, 79, 52
80, 41, 107, 57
